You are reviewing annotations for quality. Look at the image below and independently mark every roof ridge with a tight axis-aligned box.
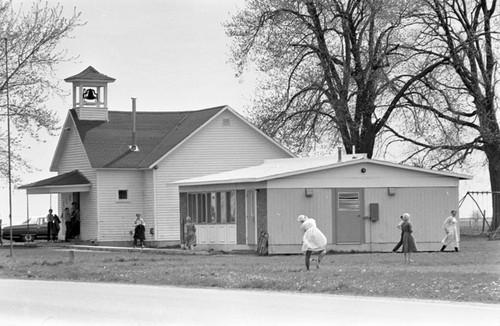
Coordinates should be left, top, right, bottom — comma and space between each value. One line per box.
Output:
107, 105, 227, 115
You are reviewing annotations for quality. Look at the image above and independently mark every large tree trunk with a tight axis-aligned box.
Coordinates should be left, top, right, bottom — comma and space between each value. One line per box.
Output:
487, 151, 500, 231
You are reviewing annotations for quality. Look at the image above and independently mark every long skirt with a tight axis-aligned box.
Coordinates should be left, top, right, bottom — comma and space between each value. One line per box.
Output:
134, 225, 146, 241
402, 231, 417, 253
185, 232, 197, 247
442, 228, 459, 247
302, 227, 327, 252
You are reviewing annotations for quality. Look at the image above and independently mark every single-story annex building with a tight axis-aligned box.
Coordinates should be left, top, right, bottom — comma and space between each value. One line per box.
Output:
176, 154, 472, 254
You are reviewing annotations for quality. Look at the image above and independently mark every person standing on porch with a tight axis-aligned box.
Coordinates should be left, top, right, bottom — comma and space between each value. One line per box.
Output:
63, 207, 72, 242
46, 209, 55, 243
53, 213, 61, 242
69, 202, 80, 239
440, 210, 460, 252
297, 215, 327, 270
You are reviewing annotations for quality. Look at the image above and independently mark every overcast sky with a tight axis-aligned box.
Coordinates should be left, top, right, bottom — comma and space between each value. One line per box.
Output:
2, 0, 251, 223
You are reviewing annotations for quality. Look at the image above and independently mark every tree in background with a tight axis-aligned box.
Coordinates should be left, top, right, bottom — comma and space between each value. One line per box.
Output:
225, 0, 445, 157
0, 0, 81, 183
226, 0, 499, 229
385, 0, 499, 230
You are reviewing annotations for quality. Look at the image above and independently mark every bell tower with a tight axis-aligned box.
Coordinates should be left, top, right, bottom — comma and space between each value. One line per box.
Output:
64, 66, 115, 121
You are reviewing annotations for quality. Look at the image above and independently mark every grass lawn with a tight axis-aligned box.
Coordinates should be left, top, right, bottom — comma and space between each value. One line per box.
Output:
0, 235, 499, 304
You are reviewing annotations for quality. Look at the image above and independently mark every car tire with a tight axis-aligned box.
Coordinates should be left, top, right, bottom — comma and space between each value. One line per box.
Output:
20, 234, 35, 242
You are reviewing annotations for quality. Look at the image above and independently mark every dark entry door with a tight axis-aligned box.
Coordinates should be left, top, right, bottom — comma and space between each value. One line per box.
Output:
336, 189, 363, 243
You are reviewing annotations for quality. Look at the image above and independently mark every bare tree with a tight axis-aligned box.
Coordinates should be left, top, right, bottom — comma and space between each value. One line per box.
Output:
0, 0, 82, 183
225, 0, 446, 157
384, 0, 500, 229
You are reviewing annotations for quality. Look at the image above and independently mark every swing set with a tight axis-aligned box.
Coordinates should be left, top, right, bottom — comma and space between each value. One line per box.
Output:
458, 191, 500, 239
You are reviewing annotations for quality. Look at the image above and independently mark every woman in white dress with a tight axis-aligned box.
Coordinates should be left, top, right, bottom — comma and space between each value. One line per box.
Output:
440, 210, 460, 252
298, 215, 327, 270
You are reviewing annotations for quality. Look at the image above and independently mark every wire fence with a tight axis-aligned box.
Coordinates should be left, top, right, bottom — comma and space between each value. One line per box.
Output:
460, 217, 492, 235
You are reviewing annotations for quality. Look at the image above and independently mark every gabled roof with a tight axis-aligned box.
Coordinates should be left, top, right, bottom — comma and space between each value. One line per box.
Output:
175, 155, 473, 186
66, 106, 225, 169
64, 66, 116, 83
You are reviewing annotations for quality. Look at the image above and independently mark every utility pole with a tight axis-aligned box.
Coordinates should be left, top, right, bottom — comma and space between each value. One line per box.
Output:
4, 37, 13, 257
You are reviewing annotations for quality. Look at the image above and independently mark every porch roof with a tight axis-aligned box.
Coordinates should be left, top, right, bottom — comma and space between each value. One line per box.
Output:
18, 170, 91, 194
174, 155, 473, 186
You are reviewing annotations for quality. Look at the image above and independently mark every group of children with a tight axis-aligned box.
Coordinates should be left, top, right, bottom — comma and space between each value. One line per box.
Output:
298, 209, 460, 270
392, 210, 460, 259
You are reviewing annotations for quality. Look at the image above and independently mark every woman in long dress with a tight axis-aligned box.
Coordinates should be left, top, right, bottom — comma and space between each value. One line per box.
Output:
401, 213, 417, 262
133, 213, 146, 248
298, 215, 327, 270
440, 210, 460, 252
184, 216, 197, 250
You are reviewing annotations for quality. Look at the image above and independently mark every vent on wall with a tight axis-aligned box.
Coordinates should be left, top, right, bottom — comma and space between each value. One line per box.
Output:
223, 118, 230, 126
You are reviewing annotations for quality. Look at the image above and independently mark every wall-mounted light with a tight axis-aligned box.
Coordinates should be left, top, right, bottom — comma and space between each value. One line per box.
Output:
388, 187, 396, 196
361, 168, 366, 173
305, 188, 314, 197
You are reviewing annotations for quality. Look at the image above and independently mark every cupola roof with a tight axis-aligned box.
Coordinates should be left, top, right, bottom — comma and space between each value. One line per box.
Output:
64, 66, 116, 83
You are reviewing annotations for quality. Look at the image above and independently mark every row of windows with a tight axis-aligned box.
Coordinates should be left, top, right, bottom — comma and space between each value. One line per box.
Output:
187, 191, 237, 224
186, 191, 359, 224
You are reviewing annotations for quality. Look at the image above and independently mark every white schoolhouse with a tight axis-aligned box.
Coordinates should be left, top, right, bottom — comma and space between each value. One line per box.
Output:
19, 66, 294, 246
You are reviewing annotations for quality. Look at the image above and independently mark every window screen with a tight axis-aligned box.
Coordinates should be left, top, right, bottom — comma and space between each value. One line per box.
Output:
338, 192, 360, 211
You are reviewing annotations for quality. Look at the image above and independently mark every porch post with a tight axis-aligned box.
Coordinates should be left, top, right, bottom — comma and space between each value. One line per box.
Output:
26, 192, 30, 237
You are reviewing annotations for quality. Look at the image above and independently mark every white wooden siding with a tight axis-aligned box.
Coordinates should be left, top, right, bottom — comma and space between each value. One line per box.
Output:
55, 125, 98, 240
76, 107, 108, 121
96, 170, 147, 241
143, 170, 156, 240
155, 110, 293, 241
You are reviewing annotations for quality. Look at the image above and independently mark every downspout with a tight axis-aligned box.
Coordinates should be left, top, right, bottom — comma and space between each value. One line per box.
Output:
153, 167, 158, 244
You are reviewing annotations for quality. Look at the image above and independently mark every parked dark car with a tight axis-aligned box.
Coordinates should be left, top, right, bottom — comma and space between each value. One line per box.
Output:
1, 217, 48, 242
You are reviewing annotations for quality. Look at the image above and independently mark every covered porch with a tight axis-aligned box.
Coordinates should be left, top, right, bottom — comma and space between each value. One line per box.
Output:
18, 170, 91, 241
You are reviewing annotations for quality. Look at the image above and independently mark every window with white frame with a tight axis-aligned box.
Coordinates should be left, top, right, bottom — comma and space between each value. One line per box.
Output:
117, 189, 129, 201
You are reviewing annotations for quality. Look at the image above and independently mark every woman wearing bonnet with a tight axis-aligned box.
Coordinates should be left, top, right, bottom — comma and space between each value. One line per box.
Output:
298, 214, 327, 270
440, 210, 459, 252
401, 212, 417, 262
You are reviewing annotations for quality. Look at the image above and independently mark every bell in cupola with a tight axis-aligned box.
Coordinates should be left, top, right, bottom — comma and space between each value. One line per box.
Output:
83, 88, 98, 101
64, 66, 115, 121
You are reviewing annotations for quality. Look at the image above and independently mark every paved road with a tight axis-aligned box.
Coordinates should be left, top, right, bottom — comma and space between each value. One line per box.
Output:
0, 279, 498, 325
